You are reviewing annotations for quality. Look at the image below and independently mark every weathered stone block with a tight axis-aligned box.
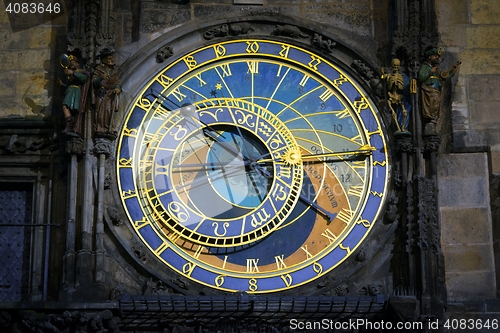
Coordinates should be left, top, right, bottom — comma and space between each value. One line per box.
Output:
490, 151, 500, 174
439, 25, 467, 48
439, 178, 487, 207
440, 207, 492, 245
466, 26, 500, 49
470, 0, 500, 24
467, 75, 500, 101
0, 51, 19, 70
438, 153, 488, 178
470, 101, 500, 125
443, 244, 494, 271
459, 49, 500, 75
436, 0, 469, 25
446, 271, 496, 299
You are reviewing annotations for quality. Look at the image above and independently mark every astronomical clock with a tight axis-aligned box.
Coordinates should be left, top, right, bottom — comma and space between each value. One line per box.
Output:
113, 37, 390, 294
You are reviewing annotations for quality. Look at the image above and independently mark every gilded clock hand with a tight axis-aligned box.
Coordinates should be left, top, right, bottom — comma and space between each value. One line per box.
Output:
256, 145, 376, 164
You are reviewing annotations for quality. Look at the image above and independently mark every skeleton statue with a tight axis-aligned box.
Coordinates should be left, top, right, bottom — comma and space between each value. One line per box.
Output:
382, 58, 410, 132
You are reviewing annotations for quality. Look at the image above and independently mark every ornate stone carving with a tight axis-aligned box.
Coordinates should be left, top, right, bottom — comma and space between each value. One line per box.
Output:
203, 23, 254, 40
94, 137, 114, 157
312, 33, 337, 52
351, 59, 383, 97
65, 137, 84, 155
156, 44, 174, 63
142, 277, 171, 296
272, 24, 308, 38
0, 134, 52, 154
131, 245, 147, 263
107, 205, 123, 226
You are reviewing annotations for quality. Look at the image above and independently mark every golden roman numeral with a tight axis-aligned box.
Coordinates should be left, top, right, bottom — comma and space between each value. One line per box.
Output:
246, 60, 259, 74
299, 74, 310, 87
321, 228, 337, 244
246, 258, 259, 272
348, 185, 364, 197
336, 208, 354, 224
301, 245, 314, 259
319, 89, 334, 102
274, 255, 287, 269
218, 63, 232, 77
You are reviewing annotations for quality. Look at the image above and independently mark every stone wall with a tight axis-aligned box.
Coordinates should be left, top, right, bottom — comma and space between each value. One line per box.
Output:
437, 0, 500, 152
435, 0, 500, 304
0, 9, 67, 119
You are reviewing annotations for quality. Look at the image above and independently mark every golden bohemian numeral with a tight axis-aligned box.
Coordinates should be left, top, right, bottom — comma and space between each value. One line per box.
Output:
321, 228, 337, 244
182, 262, 196, 276
119, 158, 132, 167
333, 74, 348, 86
281, 274, 293, 287
248, 278, 258, 292
183, 55, 197, 69
157, 74, 174, 89
373, 160, 387, 167
213, 44, 226, 58
136, 97, 152, 111
215, 275, 225, 287
313, 262, 323, 274
308, 55, 321, 71
353, 97, 369, 113
274, 255, 287, 269
246, 258, 259, 272
246, 41, 259, 53
122, 189, 136, 200
339, 243, 351, 254
279, 44, 290, 58
356, 217, 371, 228
134, 217, 149, 230
123, 127, 138, 137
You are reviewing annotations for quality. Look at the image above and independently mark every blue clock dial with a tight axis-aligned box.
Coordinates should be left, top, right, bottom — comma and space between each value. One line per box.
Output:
117, 39, 390, 293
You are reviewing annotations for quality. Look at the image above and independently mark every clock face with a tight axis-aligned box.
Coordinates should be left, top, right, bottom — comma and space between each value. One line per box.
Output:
117, 39, 390, 293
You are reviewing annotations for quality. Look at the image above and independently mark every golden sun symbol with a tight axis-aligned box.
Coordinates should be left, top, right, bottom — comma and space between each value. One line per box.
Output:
282, 148, 302, 165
